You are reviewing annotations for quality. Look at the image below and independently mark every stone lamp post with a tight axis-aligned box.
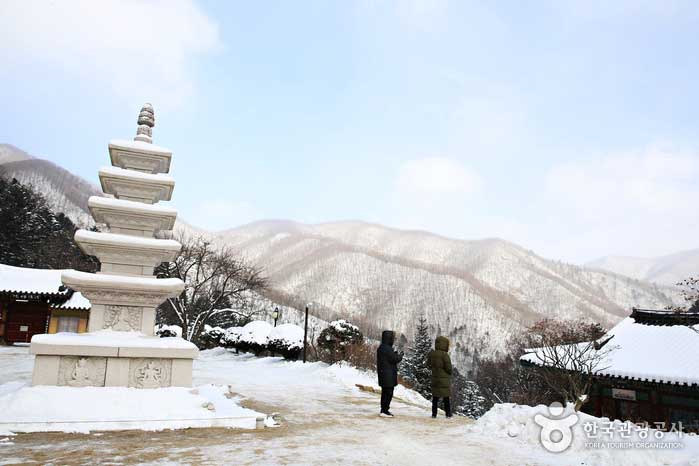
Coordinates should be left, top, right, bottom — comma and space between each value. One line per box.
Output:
30, 104, 198, 388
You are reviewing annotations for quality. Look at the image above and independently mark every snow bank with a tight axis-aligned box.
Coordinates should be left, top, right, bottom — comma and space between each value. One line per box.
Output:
469, 403, 699, 466
0, 382, 263, 435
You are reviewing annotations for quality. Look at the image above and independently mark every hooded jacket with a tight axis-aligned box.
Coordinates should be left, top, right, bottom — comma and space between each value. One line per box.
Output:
376, 330, 403, 387
428, 336, 452, 398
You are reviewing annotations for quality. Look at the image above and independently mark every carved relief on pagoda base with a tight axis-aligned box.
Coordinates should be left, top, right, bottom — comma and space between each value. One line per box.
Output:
89, 304, 155, 335
32, 355, 192, 388
128, 358, 173, 388
103, 305, 144, 331
57, 356, 107, 387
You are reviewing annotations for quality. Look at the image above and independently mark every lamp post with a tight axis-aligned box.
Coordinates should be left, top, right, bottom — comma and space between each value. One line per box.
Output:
302, 303, 310, 363
272, 307, 279, 327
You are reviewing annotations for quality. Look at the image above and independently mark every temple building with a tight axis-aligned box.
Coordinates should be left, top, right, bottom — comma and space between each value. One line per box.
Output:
521, 308, 699, 431
0, 264, 90, 344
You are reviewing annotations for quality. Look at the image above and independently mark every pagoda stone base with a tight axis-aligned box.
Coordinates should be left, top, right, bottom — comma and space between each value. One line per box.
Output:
30, 331, 198, 388
32, 355, 193, 388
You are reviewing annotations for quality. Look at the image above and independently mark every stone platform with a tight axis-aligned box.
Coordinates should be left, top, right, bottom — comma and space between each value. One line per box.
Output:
31, 331, 196, 387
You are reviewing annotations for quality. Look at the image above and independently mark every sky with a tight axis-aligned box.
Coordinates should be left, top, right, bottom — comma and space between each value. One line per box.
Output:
1, 0, 698, 264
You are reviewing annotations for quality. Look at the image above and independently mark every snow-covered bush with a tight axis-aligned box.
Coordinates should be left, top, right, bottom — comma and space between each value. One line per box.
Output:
237, 321, 273, 355
199, 325, 226, 349
267, 324, 304, 360
317, 320, 363, 363
221, 326, 243, 349
155, 324, 183, 338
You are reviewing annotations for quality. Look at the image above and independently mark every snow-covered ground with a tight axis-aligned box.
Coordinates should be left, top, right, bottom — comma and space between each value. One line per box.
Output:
1, 346, 698, 465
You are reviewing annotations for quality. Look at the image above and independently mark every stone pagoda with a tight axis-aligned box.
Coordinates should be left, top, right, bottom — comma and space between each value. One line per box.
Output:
31, 104, 198, 388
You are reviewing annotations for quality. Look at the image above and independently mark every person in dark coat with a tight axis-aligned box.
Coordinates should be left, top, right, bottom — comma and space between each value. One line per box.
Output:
376, 330, 403, 417
428, 335, 452, 418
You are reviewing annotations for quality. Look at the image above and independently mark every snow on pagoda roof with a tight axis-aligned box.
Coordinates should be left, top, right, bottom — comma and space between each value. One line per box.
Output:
98, 166, 175, 185
61, 270, 184, 294
520, 316, 699, 386
88, 195, 177, 216
75, 229, 181, 252
31, 330, 198, 359
108, 139, 172, 156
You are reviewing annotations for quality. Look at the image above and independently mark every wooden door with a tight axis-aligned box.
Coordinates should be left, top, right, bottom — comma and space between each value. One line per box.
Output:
5, 301, 49, 344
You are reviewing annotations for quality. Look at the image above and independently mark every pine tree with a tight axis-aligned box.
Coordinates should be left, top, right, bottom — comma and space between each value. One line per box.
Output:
0, 176, 98, 271
452, 367, 488, 418
400, 315, 433, 399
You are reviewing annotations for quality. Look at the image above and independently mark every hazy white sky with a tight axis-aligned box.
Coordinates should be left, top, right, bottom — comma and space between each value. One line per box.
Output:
1, 0, 698, 263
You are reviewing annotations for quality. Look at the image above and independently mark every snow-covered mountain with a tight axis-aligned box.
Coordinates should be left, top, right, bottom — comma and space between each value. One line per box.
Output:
0, 144, 33, 164
214, 220, 676, 369
1, 144, 679, 369
0, 145, 101, 227
587, 250, 699, 286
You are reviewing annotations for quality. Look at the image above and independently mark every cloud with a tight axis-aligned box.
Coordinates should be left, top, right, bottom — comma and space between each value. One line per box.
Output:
543, 148, 699, 259
396, 157, 482, 196
186, 199, 261, 232
0, 0, 220, 108
546, 149, 699, 220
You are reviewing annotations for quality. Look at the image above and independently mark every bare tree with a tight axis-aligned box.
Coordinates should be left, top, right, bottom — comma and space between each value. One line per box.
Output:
526, 325, 614, 411
156, 234, 268, 342
476, 318, 608, 410
668, 277, 699, 313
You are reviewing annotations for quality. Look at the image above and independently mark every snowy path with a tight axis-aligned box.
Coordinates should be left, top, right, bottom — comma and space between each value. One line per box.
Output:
0, 347, 583, 465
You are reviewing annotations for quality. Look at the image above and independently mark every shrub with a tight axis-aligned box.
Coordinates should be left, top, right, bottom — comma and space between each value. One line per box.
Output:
221, 326, 243, 349
317, 320, 363, 363
237, 320, 272, 355
155, 324, 183, 338
199, 325, 226, 349
343, 341, 377, 371
267, 324, 304, 360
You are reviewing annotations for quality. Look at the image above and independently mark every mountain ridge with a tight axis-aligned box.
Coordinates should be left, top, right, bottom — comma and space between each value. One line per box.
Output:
0, 144, 681, 368
587, 249, 699, 286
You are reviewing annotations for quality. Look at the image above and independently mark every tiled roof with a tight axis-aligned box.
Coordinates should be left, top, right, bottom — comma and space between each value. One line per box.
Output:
521, 315, 699, 386
0, 264, 91, 310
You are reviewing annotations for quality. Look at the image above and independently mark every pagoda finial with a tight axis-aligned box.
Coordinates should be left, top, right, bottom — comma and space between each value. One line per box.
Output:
134, 103, 155, 143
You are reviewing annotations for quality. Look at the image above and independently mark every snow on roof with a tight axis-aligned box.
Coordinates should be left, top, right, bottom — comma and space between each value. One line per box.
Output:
521, 316, 699, 386
0, 264, 69, 297
0, 264, 91, 309
51, 291, 90, 310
